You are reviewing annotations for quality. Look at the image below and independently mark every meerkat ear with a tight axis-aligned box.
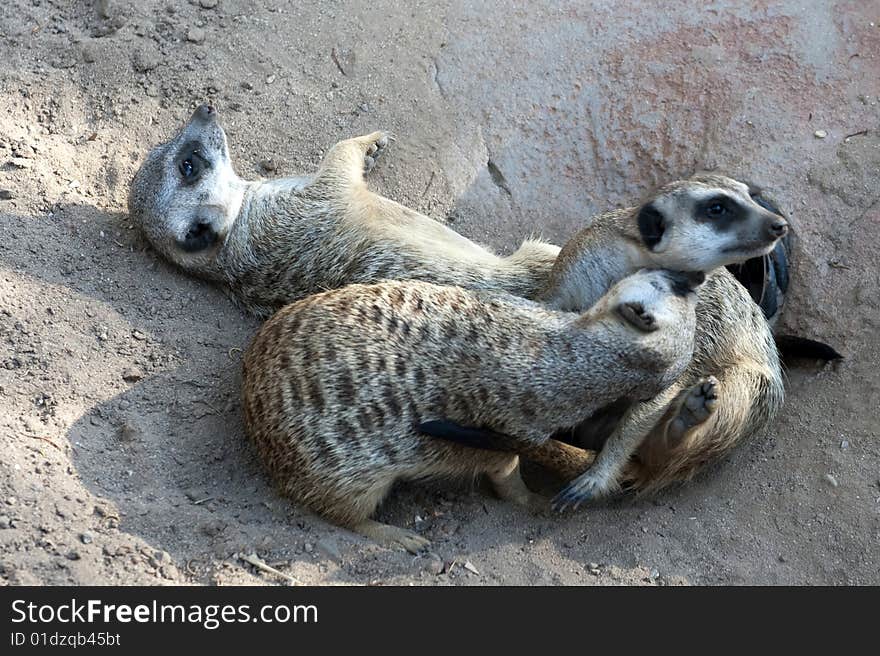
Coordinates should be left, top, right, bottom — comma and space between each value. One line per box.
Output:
637, 203, 666, 250
617, 301, 658, 332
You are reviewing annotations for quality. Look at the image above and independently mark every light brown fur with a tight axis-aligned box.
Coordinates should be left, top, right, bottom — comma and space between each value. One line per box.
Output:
440, 175, 787, 506
127, 106, 559, 317
241, 271, 700, 550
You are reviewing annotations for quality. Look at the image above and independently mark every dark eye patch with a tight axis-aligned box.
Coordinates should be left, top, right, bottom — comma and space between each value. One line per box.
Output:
174, 140, 210, 185
695, 194, 744, 229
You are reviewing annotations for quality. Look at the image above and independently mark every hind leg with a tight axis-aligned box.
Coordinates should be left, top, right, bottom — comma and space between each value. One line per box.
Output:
324, 478, 430, 554
313, 131, 390, 187
633, 365, 783, 491
664, 377, 719, 445
486, 454, 548, 513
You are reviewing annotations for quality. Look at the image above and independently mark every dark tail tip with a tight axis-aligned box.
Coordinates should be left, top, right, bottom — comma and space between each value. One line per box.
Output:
417, 420, 516, 452
775, 335, 843, 362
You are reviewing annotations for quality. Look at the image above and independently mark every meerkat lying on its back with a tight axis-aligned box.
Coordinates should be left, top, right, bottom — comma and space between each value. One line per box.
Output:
241, 270, 702, 551
127, 105, 559, 316
422, 175, 790, 507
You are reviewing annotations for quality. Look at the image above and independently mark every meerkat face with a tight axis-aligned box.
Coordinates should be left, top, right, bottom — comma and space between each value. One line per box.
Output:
590, 269, 702, 385
604, 269, 703, 334
128, 104, 243, 270
636, 174, 789, 271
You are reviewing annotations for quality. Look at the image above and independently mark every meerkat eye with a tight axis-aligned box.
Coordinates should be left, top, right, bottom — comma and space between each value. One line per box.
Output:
179, 158, 195, 178
706, 200, 728, 218
177, 149, 207, 182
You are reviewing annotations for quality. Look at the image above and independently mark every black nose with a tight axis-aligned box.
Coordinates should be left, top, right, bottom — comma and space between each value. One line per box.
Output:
179, 220, 218, 253
768, 220, 788, 239
192, 104, 216, 122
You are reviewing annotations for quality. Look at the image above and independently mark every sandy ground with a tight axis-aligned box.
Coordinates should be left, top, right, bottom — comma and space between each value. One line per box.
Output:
0, 0, 878, 586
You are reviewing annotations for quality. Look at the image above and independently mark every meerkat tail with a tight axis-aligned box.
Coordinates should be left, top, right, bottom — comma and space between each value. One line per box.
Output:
417, 420, 522, 450
520, 440, 597, 481
418, 420, 597, 480
774, 335, 843, 362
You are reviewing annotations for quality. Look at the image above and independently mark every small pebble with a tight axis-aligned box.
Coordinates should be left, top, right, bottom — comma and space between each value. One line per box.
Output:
122, 366, 144, 382
824, 473, 839, 487
187, 27, 206, 44
97, 0, 114, 20
266, 74, 276, 84
66, 550, 81, 561
424, 553, 444, 575
118, 422, 141, 442
133, 46, 160, 72
0, 190, 12, 200
303, 542, 314, 553
814, 129, 828, 139
316, 538, 342, 563
80, 533, 93, 545
259, 159, 277, 172
840, 440, 849, 449
0, 515, 11, 529
81, 42, 98, 63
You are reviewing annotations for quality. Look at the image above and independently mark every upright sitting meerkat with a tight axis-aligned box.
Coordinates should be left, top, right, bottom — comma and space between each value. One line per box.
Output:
241, 270, 703, 551
421, 175, 790, 508
127, 105, 559, 316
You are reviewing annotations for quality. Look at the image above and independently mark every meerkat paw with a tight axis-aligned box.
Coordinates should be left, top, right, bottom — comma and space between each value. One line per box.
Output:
361, 131, 390, 173
551, 469, 621, 512
351, 519, 430, 554
666, 376, 719, 444
488, 459, 549, 514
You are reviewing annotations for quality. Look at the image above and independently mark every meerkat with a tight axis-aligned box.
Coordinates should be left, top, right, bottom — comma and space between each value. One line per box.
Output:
127, 105, 560, 316
241, 269, 703, 551
420, 175, 791, 508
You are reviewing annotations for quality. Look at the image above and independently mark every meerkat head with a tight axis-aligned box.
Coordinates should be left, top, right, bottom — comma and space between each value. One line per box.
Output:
587, 269, 703, 391
635, 174, 789, 271
128, 104, 243, 275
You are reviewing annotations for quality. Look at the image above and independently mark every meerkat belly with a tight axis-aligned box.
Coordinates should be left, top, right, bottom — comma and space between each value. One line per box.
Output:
692, 269, 779, 375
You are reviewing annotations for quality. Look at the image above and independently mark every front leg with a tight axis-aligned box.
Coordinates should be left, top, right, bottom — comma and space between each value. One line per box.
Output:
552, 383, 684, 511
312, 131, 390, 189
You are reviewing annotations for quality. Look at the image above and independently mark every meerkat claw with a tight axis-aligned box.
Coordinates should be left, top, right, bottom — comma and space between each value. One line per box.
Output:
551, 472, 617, 512
363, 132, 390, 173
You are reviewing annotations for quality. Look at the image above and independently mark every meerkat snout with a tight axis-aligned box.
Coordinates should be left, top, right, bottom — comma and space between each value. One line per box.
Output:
192, 103, 216, 122
180, 218, 219, 253
766, 216, 789, 239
